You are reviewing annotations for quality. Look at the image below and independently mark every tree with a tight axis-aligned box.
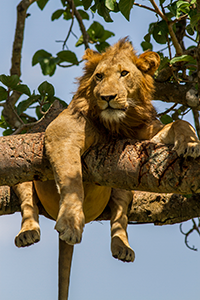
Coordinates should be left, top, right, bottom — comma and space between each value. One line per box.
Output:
1, 0, 200, 299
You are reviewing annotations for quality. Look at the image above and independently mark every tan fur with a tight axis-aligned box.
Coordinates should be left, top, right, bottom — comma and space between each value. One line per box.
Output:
14, 38, 200, 299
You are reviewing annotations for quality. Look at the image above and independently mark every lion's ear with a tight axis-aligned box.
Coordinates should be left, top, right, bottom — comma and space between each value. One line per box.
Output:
83, 49, 102, 62
136, 51, 160, 76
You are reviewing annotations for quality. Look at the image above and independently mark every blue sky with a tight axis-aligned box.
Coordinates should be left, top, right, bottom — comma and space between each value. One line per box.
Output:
0, 1, 200, 300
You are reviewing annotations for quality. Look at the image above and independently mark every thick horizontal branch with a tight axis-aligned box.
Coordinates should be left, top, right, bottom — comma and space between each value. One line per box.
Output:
154, 81, 200, 109
1, 132, 200, 224
1, 133, 200, 194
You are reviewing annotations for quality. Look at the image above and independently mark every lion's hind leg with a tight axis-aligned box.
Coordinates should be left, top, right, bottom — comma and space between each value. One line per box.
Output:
109, 188, 135, 262
13, 182, 40, 247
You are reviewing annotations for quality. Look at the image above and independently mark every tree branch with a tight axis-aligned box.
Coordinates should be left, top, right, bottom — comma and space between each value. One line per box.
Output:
66, 0, 89, 49
10, 0, 37, 77
154, 81, 200, 109
0, 132, 200, 191
3, 0, 37, 129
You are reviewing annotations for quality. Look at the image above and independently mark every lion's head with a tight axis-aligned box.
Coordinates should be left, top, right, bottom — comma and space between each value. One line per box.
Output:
72, 38, 160, 138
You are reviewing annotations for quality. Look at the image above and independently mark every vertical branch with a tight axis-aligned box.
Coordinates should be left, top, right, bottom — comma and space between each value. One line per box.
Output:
10, 0, 37, 77
3, 0, 37, 129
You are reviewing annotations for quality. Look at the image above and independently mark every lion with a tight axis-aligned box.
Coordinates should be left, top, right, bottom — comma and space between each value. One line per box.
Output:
13, 38, 200, 299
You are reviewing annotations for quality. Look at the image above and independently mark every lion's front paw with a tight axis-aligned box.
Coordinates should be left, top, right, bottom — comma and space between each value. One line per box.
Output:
55, 211, 85, 245
173, 141, 200, 158
111, 236, 135, 262
15, 221, 40, 248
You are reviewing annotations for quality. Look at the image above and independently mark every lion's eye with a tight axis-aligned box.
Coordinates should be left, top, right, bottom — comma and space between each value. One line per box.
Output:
121, 70, 129, 77
95, 73, 103, 80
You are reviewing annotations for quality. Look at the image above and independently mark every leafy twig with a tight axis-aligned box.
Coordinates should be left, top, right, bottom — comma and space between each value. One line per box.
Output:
133, 3, 156, 13
66, 0, 89, 49
149, 0, 183, 56
157, 103, 178, 117
63, 8, 75, 50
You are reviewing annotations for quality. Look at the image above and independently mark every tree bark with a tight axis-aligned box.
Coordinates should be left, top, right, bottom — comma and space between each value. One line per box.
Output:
0, 132, 200, 225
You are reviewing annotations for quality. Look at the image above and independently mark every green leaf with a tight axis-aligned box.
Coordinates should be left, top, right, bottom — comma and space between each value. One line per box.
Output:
105, 0, 116, 11
88, 21, 105, 40
160, 114, 173, 125
60, 0, 66, 6
74, 0, 83, 6
36, 106, 43, 119
57, 51, 79, 64
40, 58, 59, 76
159, 0, 166, 5
141, 41, 153, 51
95, 41, 110, 52
38, 81, 55, 97
167, 2, 179, 18
97, 4, 113, 22
170, 55, 196, 64
82, 0, 93, 10
186, 24, 195, 36
17, 96, 40, 115
51, 9, 64, 21
99, 30, 115, 42
32, 50, 60, 76
158, 56, 170, 71
190, 13, 200, 30
0, 86, 8, 101
177, 0, 190, 8
152, 21, 168, 44
144, 33, 151, 43
13, 84, 31, 96
77, 9, 90, 20
75, 35, 84, 47
3, 128, 14, 136
0, 74, 19, 88
119, 0, 134, 21
32, 49, 52, 66
37, 0, 49, 10
63, 10, 73, 20
0, 116, 9, 129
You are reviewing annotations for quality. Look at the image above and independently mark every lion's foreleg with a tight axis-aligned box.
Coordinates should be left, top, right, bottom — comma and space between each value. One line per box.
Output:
59, 239, 74, 300
13, 182, 40, 247
151, 119, 200, 158
109, 188, 135, 262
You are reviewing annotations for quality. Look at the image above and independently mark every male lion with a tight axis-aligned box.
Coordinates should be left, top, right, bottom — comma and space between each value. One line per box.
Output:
13, 38, 200, 299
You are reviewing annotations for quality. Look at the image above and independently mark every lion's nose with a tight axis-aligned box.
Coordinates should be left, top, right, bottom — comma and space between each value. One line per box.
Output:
101, 94, 117, 102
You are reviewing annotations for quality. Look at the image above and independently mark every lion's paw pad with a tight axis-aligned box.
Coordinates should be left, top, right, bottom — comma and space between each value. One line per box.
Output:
15, 227, 40, 248
111, 237, 135, 262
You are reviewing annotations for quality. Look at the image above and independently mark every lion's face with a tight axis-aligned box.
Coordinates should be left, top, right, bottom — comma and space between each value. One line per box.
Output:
93, 53, 144, 123
74, 38, 160, 134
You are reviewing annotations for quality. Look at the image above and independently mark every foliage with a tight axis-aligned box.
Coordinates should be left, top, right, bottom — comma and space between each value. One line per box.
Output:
1, 0, 200, 135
